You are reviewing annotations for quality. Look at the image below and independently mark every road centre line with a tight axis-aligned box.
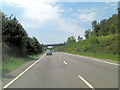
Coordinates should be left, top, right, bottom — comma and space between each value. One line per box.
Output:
63, 61, 67, 64
78, 75, 95, 90
59, 57, 60, 59
62, 53, 119, 66
2, 54, 46, 89
58, 56, 67, 65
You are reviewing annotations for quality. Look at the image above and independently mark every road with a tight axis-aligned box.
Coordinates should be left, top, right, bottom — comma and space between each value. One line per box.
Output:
3, 52, 118, 89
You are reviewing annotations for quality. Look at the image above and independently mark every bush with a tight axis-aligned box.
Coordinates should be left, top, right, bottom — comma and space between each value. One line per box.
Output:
87, 36, 99, 44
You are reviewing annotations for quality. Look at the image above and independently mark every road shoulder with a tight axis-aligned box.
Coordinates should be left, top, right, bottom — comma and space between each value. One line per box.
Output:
2, 54, 43, 87
60, 52, 119, 65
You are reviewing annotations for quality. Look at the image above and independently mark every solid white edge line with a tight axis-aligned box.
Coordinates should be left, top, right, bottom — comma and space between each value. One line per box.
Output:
2, 54, 45, 89
78, 75, 95, 90
63, 61, 67, 64
79, 55, 119, 66
62, 53, 119, 66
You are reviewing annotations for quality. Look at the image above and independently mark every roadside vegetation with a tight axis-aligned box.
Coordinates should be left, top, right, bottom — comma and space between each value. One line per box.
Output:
2, 54, 42, 74
54, 13, 119, 61
1, 12, 43, 74
66, 51, 118, 61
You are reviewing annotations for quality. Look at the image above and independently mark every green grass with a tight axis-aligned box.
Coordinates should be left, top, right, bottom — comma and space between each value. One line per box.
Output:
2, 53, 43, 75
65, 51, 118, 61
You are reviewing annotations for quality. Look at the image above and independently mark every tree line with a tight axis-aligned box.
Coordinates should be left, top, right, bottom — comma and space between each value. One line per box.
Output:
66, 13, 118, 43
84, 14, 118, 39
54, 13, 119, 55
2, 13, 42, 57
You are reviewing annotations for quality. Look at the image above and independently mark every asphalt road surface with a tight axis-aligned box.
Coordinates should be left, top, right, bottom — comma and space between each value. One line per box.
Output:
3, 52, 118, 88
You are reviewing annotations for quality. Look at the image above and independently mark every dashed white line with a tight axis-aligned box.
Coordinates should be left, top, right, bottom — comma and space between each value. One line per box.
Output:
63, 61, 67, 64
78, 75, 95, 90
58, 56, 67, 64
59, 57, 61, 59
2, 54, 45, 89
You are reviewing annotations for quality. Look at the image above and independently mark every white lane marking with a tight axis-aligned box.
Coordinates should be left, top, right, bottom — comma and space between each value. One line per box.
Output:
59, 57, 60, 59
58, 56, 67, 64
78, 75, 95, 90
79, 56, 119, 66
62, 53, 119, 66
63, 61, 67, 64
91, 58, 119, 66
3, 54, 46, 89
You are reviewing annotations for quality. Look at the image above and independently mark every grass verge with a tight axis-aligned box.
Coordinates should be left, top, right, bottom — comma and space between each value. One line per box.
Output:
65, 51, 118, 61
2, 53, 43, 75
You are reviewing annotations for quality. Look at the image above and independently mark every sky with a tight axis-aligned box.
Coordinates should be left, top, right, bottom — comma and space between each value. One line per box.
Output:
0, 0, 118, 44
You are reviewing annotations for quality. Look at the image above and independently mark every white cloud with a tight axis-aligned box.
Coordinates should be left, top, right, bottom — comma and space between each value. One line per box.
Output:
77, 8, 97, 22
79, 12, 96, 22
111, 3, 117, 6
77, 7, 97, 13
1, 0, 60, 21
1, 0, 61, 28
105, 1, 110, 4
57, 18, 85, 36
59, 9, 65, 12
23, 3, 59, 24
105, 0, 118, 4
1, 0, 86, 37
104, 7, 109, 9
67, 8, 73, 12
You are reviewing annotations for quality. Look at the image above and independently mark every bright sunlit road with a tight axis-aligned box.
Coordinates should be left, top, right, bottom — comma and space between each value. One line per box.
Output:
3, 52, 118, 88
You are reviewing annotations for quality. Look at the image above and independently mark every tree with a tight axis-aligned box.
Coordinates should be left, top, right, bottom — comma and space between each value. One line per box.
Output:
33, 37, 42, 53
98, 14, 118, 36
92, 20, 100, 36
2, 14, 28, 56
66, 36, 76, 44
99, 19, 107, 36
84, 29, 91, 39
77, 36, 83, 42
2, 13, 42, 56
26, 37, 42, 55
118, 4, 120, 34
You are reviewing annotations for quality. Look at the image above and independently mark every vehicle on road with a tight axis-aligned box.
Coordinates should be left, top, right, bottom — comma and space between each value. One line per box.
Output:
46, 50, 52, 55
52, 50, 56, 52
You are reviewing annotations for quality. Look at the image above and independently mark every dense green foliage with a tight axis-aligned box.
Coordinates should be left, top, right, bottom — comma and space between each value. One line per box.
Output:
2, 13, 42, 57
66, 36, 76, 44
54, 34, 119, 55
77, 35, 83, 42
54, 13, 119, 60
85, 14, 118, 38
